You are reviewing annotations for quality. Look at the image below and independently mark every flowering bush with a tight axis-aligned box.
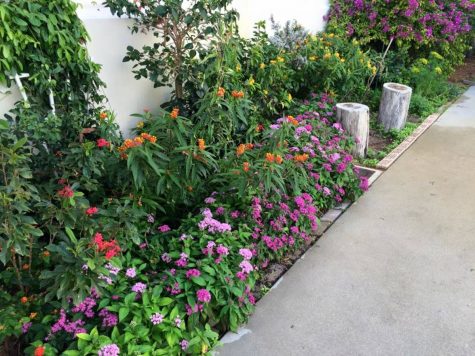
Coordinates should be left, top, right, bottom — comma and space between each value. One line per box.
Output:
241, 23, 376, 117
0, 92, 368, 354
326, 0, 475, 70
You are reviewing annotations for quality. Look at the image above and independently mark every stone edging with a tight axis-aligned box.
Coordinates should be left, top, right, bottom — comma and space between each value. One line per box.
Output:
375, 113, 438, 170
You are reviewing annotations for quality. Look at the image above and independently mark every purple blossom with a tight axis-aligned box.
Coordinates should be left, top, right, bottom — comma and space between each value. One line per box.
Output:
105, 263, 121, 275
125, 268, 136, 278
22, 322, 32, 333
150, 312, 164, 325
161, 253, 172, 263
131, 282, 147, 294
198, 208, 232, 234
72, 297, 96, 318
175, 253, 188, 267
239, 260, 254, 274
99, 309, 118, 328
98, 344, 120, 356
180, 340, 189, 350
204, 197, 216, 204
50, 309, 86, 337
239, 248, 253, 260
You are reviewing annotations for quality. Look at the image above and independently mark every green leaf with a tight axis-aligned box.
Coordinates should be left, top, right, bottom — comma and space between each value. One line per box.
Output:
119, 307, 129, 321
65, 227, 77, 244
158, 297, 173, 306
192, 276, 207, 286
76, 333, 91, 341
231, 286, 243, 297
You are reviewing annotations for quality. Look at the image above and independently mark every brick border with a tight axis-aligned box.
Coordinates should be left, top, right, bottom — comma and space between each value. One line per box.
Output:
376, 113, 440, 170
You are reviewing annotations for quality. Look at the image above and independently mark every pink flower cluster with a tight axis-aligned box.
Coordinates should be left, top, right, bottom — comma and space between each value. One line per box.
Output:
196, 288, 212, 303
198, 208, 232, 233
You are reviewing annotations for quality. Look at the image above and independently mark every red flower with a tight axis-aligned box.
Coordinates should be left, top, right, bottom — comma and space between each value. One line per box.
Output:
58, 186, 74, 198
86, 207, 99, 216
93, 232, 121, 260
34, 346, 45, 356
96, 138, 110, 148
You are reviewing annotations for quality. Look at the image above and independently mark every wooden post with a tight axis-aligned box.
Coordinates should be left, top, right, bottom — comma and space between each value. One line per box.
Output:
378, 83, 412, 131
336, 103, 370, 158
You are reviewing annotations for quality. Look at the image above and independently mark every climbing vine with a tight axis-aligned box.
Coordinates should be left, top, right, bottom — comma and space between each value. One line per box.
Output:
0, 0, 114, 177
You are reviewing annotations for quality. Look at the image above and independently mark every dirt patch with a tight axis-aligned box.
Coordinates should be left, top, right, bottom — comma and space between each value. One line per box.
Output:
449, 57, 475, 84
368, 131, 392, 152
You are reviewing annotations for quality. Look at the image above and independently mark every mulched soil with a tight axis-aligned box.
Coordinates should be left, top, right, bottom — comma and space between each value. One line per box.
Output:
368, 131, 392, 152
449, 56, 475, 84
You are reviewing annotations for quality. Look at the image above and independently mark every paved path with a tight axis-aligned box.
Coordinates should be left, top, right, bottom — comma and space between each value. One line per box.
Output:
218, 87, 475, 356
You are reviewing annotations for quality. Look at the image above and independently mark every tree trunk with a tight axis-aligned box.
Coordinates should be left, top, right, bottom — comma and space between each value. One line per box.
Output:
336, 103, 370, 159
175, 77, 184, 100
378, 83, 412, 131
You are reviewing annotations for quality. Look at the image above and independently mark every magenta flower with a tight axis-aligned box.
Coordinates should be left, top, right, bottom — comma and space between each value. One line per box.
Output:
196, 289, 212, 303
186, 269, 201, 279
158, 225, 171, 232
216, 244, 229, 256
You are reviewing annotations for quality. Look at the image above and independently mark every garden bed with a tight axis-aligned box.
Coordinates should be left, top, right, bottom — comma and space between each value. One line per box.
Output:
2, 0, 474, 355
252, 165, 382, 301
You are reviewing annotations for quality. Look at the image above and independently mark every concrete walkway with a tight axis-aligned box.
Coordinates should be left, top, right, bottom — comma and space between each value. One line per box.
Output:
218, 87, 475, 356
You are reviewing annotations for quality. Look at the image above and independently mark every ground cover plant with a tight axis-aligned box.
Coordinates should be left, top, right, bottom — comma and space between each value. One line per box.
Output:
1, 0, 473, 354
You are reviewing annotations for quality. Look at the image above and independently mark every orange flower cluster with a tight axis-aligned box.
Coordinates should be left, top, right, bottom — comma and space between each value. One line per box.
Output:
170, 107, 179, 119
198, 139, 206, 151
231, 90, 244, 99
265, 153, 283, 164
243, 162, 250, 172
217, 87, 226, 97
294, 153, 309, 163
236, 143, 254, 156
118, 133, 157, 159
99, 112, 107, 120
287, 115, 299, 126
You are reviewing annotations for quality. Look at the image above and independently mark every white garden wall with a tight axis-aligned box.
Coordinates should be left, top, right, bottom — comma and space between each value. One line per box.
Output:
0, 0, 329, 134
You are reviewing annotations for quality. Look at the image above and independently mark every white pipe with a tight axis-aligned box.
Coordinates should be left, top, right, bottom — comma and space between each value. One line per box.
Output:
48, 76, 56, 115
10, 73, 30, 102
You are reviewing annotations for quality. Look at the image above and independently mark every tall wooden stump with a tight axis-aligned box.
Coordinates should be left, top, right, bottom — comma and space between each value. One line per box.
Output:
336, 103, 370, 158
378, 83, 412, 131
